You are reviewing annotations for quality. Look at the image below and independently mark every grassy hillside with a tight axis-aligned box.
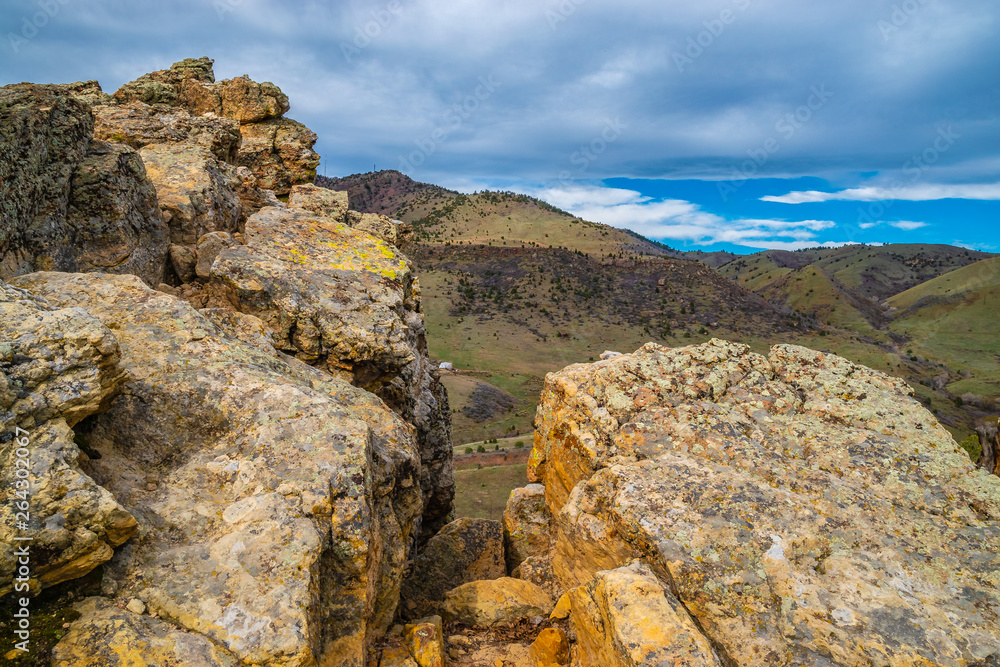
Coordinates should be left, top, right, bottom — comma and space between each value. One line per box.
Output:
888, 257, 1000, 399
720, 244, 993, 337
317, 171, 993, 455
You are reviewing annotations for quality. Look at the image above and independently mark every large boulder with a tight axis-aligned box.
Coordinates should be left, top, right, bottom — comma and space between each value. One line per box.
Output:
441, 577, 553, 627
0, 280, 134, 595
237, 117, 320, 195
400, 518, 505, 619
530, 339, 1000, 665
112, 57, 318, 196
208, 200, 454, 530
0, 83, 169, 285
139, 142, 242, 247
16, 271, 425, 667
113, 57, 289, 124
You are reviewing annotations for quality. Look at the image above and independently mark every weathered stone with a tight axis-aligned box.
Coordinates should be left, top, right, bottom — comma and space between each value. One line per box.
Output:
0, 83, 169, 285
511, 555, 560, 600
211, 75, 290, 123
113, 56, 217, 107
403, 615, 445, 667
52, 597, 240, 667
195, 231, 238, 280
199, 308, 275, 355
113, 57, 316, 195
207, 206, 412, 378
401, 518, 506, 619
0, 280, 134, 595
289, 183, 348, 220
532, 339, 1000, 665
549, 593, 571, 620
208, 205, 453, 530
569, 561, 720, 667
233, 165, 284, 214
442, 577, 553, 627
168, 244, 197, 283
64, 80, 114, 108
238, 117, 320, 195
528, 627, 569, 666
379, 638, 419, 667
140, 142, 242, 246
125, 598, 146, 615
976, 416, 999, 475
13, 271, 426, 667
503, 483, 551, 571
94, 101, 243, 163
346, 210, 412, 247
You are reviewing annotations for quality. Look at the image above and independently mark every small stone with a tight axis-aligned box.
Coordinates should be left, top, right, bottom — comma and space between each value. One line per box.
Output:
529, 627, 570, 666
550, 592, 571, 619
125, 598, 146, 615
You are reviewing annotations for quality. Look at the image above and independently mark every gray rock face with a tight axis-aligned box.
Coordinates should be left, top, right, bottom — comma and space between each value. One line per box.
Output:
139, 142, 243, 247
207, 197, 454, 532
94, 101, 243, 163
112, 57, 318, 196
16, 271, 425, 667
0, 280, 135, 595
0, 83, 169, 286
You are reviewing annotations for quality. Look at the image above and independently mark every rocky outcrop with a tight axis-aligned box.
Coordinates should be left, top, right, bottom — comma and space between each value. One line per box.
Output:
114, 57, 289, 123
238, 117, 319, 195
0, 281, 134, 595
521, 339, 1000, 665
0, 83, 169, 285
112, 57, 318, 196
208, 190, 454, 533
93, 101, 242, 163
399, 518, 506, 620
17, 271, 425, 666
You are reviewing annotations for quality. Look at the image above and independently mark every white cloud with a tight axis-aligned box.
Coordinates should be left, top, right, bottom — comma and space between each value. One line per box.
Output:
762, 183, 1000, 204
521, 185, 841, 250
858, 220, 928, 231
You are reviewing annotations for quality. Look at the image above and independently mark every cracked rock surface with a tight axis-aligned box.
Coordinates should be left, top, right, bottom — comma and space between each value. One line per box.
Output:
521, 338, 1000, 666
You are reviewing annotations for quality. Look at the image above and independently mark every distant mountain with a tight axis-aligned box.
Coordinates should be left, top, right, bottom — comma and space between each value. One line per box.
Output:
317, 171, 994, 448
317, 170, 454, 216
718, 244, 994, 333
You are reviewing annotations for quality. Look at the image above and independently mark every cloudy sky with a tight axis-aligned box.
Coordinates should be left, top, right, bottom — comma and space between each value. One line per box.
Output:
3, 0, 998, 252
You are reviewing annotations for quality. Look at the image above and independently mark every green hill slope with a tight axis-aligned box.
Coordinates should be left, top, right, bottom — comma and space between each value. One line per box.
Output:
888, 257, 1000, 398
